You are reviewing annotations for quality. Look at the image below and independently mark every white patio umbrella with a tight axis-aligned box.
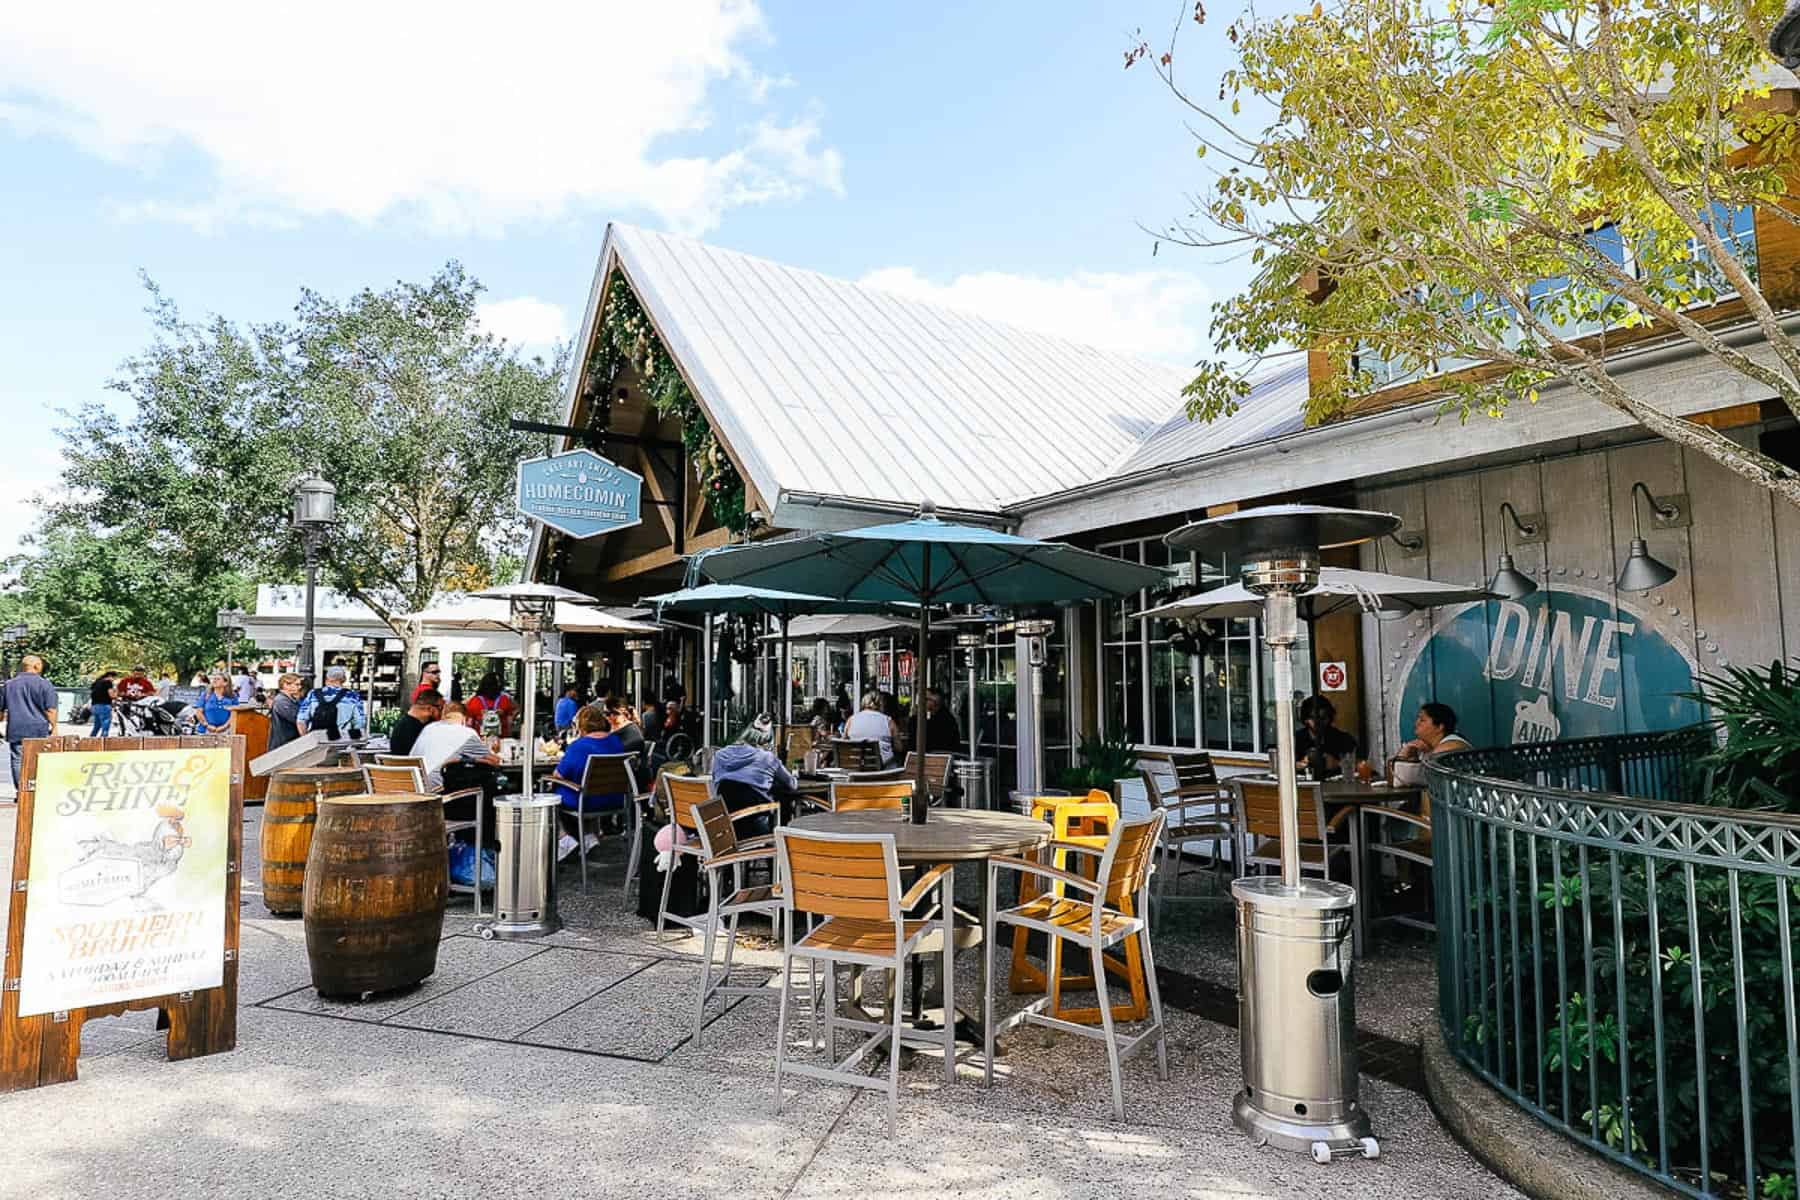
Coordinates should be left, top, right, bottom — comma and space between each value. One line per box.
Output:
405, 596, 656, 636
1137, 566, 1494, 623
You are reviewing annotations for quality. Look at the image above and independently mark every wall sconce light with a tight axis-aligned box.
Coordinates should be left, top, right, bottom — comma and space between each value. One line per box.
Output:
1616, 483, 1684, 593
1489, 502, 1545, 600
1387, 529, 1426, 559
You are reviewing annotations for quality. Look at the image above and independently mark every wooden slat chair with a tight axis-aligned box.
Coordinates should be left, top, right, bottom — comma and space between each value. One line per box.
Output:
901, 752, 955, 806
656, 775, 780, 942
1008, 792, 1148, 1025
1139, 752, 1239, 925
983, 811, 1170, 1121
1362, 791, 1435, 936
782, 725, 814, 764
827, 779, 914, 814
830, 739, 884, 772
362, 763, 487, 918
688, 796, 788, 1044
772, 828, 956, 1134
1230, 777, 1350, 882
374, 754, 427, 770
543, 752, 650, 894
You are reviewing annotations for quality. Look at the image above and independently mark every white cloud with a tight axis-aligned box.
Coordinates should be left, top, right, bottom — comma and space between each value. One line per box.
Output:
0, 444, 66, 561
477, 296, 570, 350
858, 266, 1213, 363
0, 1, 842, 235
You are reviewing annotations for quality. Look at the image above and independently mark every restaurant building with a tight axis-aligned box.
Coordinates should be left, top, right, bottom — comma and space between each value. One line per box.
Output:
528, 222, 1800, 789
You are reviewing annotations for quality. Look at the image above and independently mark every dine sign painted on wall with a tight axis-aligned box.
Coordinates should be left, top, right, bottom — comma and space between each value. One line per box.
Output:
516, 449, 643, 540
1393, 588, 1701, 749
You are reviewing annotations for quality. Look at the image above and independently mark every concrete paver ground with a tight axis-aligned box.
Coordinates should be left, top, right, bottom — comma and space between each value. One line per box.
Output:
0, 805, 1517, 1200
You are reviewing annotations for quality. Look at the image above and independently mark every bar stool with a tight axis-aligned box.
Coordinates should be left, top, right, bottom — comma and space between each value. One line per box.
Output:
1007, 791, 1149, 1024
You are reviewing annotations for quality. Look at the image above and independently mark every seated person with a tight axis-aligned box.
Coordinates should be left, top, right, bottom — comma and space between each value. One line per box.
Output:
844, 691, 900, 765
604, 696, 646, 762
1389, 701, 1473, 782
711, 714, 797, 835
408, 702, 502, 848
553, 683, 581, 734
1295, 694, 1358, 776
387, 690, 442, 756
411, 702, 499, 792
550, 705, 626, 814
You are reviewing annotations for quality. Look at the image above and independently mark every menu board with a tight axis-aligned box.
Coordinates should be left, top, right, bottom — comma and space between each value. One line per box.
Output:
16, 747, 232, 1017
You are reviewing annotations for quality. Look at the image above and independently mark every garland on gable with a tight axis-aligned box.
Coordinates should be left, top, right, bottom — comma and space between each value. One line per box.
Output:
588, 269, 749, 534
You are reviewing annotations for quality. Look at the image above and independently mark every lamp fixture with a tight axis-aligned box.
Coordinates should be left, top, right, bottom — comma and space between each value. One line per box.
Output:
1615, 483, 1682, 593
1489, 502, 1544, 600
1387, 529, 1427, 558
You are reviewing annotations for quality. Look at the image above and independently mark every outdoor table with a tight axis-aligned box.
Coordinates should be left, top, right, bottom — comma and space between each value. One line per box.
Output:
787, 808, 1050, 1043
1239, 773, 1425, 956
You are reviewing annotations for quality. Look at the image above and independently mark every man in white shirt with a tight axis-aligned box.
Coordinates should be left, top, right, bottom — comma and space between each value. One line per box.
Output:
409, 702, 500, 791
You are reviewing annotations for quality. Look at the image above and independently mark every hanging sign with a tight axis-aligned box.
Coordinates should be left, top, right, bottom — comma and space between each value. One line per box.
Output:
16, 747, 233, 1017
1319, 661, 1348, 693
516, 448, 643, 540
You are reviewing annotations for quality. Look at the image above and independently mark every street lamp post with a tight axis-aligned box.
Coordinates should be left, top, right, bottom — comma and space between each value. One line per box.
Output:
292, 475, 337, 689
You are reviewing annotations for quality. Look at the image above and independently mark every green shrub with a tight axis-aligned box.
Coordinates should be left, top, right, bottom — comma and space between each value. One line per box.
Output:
1686, 658, 1800, 811
1056, 728, 1139, 794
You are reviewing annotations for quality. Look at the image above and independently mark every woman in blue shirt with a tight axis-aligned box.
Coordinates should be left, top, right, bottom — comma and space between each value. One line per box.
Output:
200, 674, 236, 734
550, 705, 625, 812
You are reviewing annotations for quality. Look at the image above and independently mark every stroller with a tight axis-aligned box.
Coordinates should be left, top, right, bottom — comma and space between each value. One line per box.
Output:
115, 696, 194, 737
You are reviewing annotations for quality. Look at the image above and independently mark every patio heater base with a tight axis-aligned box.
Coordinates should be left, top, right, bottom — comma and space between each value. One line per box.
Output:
1232, 1091, 1378, 1162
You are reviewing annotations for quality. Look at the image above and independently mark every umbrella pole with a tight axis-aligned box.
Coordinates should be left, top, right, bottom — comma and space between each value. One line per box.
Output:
781, 614, 793, 727
914, 556, 931, 825
702, 615, 713, 750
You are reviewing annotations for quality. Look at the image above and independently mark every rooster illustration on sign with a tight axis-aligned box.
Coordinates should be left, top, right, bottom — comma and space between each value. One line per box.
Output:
58, 754, 206, 911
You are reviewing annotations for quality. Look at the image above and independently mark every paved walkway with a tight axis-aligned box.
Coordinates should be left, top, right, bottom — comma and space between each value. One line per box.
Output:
0, 806, 1519, 1200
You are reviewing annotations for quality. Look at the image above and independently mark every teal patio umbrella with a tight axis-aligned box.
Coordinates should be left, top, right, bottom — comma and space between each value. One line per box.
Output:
640, 583, 909, 732
686, 504, 1169, 822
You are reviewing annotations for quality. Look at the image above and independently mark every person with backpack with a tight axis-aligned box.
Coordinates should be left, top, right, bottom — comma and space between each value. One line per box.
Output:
297, 664, 368, 741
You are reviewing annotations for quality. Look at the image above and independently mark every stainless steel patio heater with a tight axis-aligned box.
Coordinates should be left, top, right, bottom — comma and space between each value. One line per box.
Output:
1013, 616, 1057, 797
1165, 504, 1398, 1164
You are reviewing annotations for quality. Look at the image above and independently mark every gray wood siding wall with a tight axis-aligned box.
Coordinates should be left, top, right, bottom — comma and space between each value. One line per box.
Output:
1356, 433, 1797, 761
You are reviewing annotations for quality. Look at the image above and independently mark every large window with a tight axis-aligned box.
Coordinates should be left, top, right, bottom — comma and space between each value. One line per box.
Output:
1097, 538, 1312, 755
1355, 207, 1758, 392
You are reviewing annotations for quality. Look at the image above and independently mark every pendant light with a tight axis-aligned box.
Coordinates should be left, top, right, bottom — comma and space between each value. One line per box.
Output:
1615, 483, 1681, 593
1489, 502, 1542, 600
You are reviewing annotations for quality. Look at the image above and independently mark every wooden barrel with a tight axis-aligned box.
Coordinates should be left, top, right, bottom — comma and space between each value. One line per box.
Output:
303, 793, 448, 998
261, 766, 365, 916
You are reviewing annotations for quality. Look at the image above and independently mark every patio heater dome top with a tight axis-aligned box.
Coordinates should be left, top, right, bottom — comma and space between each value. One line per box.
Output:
1164, 504, 1401, 557
472, 581, 601, 605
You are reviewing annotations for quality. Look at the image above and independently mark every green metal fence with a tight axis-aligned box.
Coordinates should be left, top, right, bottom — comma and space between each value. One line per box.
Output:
1428, 728, 1800, 1198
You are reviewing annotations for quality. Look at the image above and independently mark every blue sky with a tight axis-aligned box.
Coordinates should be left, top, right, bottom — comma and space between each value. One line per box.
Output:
0, 2, 1266, 559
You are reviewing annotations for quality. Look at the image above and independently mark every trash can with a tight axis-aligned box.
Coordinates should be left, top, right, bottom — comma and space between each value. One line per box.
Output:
954, 757, 992, 810
1230, 876, 1375, 1160
1008, 787, 1068, 816
484, 794, 561, 940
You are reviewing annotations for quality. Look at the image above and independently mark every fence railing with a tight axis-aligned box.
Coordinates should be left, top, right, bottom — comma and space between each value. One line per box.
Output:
1427, 727, 1800, 1199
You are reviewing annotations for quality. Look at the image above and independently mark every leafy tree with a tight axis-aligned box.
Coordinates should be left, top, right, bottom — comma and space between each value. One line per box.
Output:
0, 520, 256, 684
1134, 0, 1800, 508
48, 264, 564, 691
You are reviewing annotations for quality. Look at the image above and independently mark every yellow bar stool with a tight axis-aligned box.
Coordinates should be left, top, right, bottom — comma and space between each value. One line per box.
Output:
1007, 791, 1149, 1024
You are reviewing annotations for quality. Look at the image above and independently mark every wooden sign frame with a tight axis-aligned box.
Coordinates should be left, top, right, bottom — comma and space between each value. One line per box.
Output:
1, 734, 244, 1092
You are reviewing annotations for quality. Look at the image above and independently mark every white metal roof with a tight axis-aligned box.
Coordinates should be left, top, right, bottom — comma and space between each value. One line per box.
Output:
1103, 359, 1311, 478
598, 224, 1197, 519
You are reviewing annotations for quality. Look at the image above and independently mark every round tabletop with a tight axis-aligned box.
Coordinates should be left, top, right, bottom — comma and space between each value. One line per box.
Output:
788, 808, 1050, 863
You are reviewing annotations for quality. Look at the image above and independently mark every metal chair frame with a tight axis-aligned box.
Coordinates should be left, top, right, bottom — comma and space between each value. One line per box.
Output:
656, 775, 780, 943
983, 811, 1170, 1121
361, 762, 486, 918
1230, 777, 1349, 882
826, 779, 914, 813
544, 751, 648, 893
1139, 753, 1238, 925
773, 827, 956, 1135
901, 752, 955, 806
1361, 792, 1436, 935
687, 796, 789, 1043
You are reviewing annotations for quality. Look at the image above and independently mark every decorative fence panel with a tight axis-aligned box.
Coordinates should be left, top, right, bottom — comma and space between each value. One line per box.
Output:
1428, 728, 1800, 1199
